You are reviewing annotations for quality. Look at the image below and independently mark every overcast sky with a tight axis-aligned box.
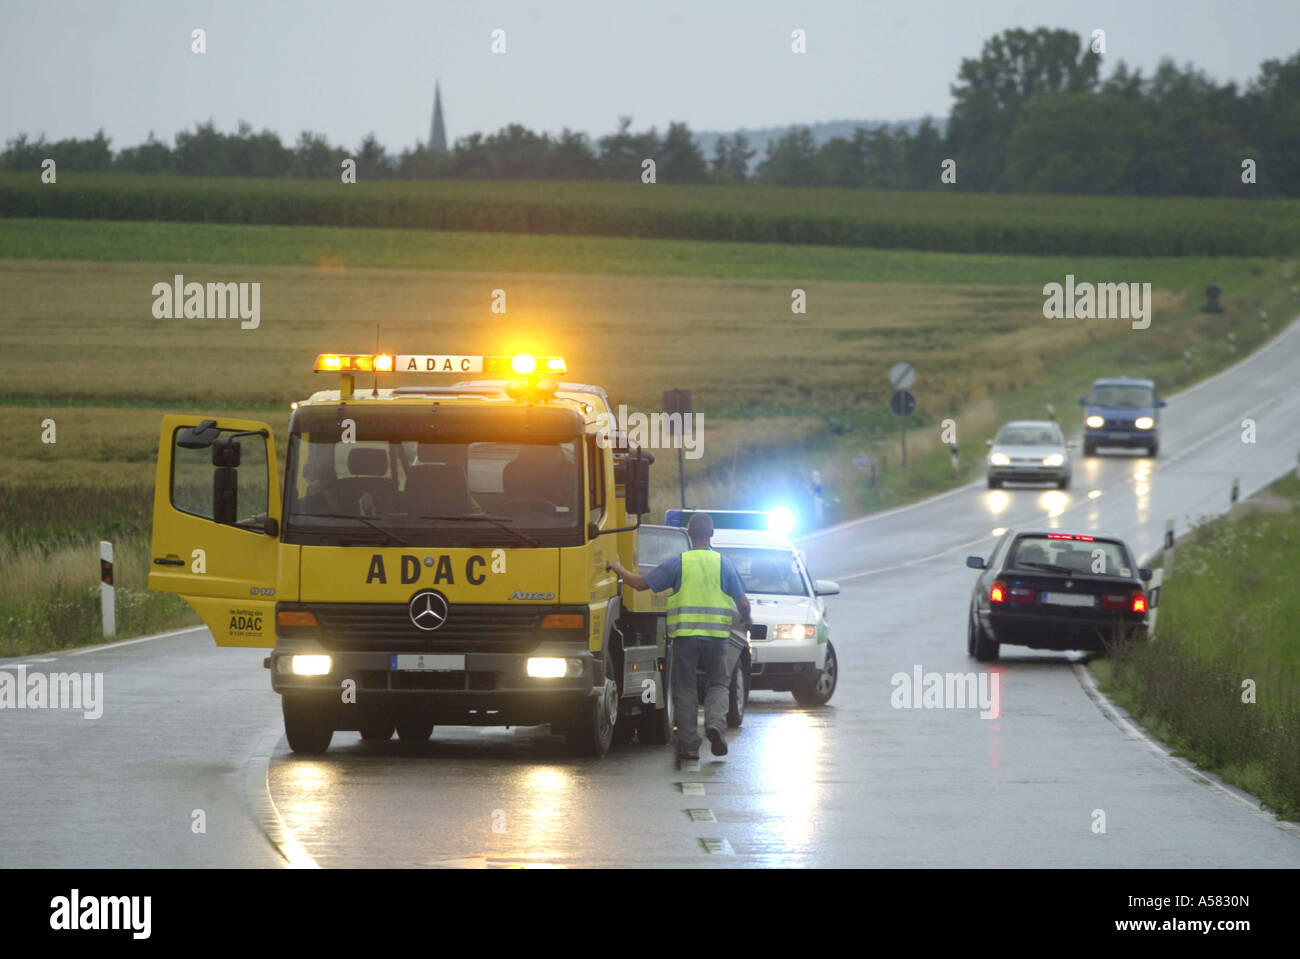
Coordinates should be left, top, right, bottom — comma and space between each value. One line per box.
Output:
3, 0, 1297, 151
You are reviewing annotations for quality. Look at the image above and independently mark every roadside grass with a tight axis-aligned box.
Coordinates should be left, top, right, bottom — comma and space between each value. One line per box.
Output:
1091, 473, 1300, 821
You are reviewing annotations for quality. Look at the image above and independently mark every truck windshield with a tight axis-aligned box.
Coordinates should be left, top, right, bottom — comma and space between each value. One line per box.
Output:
1088, 385, 1155, 408
284, 432, 582, 546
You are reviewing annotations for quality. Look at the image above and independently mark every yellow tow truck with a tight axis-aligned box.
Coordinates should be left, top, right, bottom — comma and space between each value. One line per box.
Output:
149, 351, 670, 756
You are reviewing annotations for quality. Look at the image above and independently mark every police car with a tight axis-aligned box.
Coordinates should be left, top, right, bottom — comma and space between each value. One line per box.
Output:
667, 510, 839, 706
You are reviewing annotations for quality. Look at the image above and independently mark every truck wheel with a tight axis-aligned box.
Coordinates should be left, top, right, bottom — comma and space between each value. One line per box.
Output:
358, 718, 394, 741
568, 673, 618, 758
792, 641, 838, 706
637, 652, 673, 746
395, 719, 433, 745
283, 698, 333, 755
725, 660, 749, 728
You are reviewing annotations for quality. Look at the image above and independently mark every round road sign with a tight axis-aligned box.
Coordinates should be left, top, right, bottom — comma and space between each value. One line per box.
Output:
890, 390, 917, 417
889, 363, 916, 390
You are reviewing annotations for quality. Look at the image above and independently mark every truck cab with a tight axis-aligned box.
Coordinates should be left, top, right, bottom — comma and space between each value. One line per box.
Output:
149, 352, 670, 756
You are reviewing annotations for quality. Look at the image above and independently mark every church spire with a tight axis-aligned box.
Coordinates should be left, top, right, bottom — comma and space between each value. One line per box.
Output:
430, 81, 447, 152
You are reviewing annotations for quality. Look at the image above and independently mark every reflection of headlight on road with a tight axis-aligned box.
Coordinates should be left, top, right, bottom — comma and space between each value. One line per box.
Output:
1135, 417, 1154, 430
773, 624, 816, 640
989, 453, 1010, 466
1085, 415, 1104, 428
1043, 453, 1065, 466
291, 655, 332, 676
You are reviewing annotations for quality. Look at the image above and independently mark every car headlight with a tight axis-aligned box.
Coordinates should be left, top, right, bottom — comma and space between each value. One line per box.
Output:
1085, 415, 1105, 428
773, 624, 817, 640
989, 452, 1010, 466
1043, 453, 1065, 467
1134, 416, 1154, 430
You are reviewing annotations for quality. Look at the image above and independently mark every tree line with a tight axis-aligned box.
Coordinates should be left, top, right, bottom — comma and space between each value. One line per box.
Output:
5, 29, 1298, 197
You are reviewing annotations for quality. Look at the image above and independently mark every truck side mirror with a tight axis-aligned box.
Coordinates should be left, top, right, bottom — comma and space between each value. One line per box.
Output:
213, 465, 238, 525
624, 449, 654, 516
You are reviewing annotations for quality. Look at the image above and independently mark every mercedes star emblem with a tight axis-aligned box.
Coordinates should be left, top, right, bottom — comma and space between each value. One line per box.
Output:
408, 590, 449, 631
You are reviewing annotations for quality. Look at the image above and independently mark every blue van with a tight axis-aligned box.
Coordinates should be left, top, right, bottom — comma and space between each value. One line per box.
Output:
1079, 377, 1166, 457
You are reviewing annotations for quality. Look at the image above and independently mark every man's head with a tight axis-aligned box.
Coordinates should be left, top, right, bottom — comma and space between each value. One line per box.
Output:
686, 511, 714, 547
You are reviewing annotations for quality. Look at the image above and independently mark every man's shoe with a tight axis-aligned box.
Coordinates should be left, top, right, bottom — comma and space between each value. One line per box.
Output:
706, 727, 728, 756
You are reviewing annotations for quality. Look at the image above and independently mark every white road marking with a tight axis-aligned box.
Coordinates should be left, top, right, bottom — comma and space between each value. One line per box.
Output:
57, 625, 209, 658
1071, 663, 1300, 838
242, 728, 320, 869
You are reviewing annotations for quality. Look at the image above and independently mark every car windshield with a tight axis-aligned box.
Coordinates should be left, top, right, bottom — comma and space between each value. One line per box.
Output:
1008, 536, 1131, 577
717, 547, 808, 596
996, 426, 1062, 446
1089, 384, 1155, 408
284, 432, 581, 544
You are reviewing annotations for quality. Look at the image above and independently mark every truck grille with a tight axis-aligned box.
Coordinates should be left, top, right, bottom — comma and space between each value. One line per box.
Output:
283, 603, 580, 653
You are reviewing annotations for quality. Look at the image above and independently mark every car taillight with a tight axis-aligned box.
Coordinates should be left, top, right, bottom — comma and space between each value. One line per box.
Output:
1132, 593, 1147, 614
990, 582, 1006, 603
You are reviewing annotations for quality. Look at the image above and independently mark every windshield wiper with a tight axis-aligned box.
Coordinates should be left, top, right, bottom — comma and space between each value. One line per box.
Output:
1015, 560, 1074, 574
293, 513, 408, 546
417, 514, 540, 548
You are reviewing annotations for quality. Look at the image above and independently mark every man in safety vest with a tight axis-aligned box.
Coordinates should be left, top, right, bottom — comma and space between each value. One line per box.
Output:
608, 512, 751, 761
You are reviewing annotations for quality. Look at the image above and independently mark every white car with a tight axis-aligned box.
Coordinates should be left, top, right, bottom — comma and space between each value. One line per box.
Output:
711, 527, 840, 706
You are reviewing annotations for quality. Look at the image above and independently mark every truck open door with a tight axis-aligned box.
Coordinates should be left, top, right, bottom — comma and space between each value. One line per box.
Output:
149, 415, 281, 647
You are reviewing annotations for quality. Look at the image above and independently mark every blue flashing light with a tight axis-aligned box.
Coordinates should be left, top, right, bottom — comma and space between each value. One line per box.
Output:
767, 506, 796, 536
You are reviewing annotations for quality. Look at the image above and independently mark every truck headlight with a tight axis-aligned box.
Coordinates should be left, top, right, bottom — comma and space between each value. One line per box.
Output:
1085, 415, 1105, 428
773, 624, 816, 640
1135, 417, 1154, 430
989, 452, 1010, 466
291, 655, 332, 676
527, 657, 580, 678
1043, 453, 1065, 467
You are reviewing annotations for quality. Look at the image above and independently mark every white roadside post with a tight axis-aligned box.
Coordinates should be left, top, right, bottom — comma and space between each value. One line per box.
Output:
99, 540, 116, 638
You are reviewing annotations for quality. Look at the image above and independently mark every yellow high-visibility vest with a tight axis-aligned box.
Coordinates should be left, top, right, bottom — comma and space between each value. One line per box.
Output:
666, 549, 735, 639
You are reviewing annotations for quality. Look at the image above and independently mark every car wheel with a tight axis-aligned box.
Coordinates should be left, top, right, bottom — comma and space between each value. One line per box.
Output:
283, 698, 333, 755
1057, 474, 1070, 490
1083, 441, 1096, 457
1147, 442, 1158, 457
358, 717, 394, 741
970, 612, 1000, 663
395, 718, 434, 745
726, 659, 749, 728
793, 641, 837, 706
637, 649, 673, 746
987, 476, 1001, 490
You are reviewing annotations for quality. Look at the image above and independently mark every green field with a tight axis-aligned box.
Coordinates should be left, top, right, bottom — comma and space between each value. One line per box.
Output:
1095, 474, 1300, 820
2, 198, 1298, 655
4, 173, 1300, 255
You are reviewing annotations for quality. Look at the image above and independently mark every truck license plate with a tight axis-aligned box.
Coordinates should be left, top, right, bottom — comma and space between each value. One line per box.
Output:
391, 654, 465, 671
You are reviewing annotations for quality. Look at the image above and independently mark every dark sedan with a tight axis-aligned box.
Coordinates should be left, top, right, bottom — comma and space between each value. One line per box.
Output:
965, 529, 1152, 661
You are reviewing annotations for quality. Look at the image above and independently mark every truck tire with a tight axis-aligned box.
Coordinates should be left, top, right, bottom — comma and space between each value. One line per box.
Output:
358, 718, 394, 741
638, 652, 673, 746
568, 665, 618, 758
792, 641, 838, 706
283, 698, 333, 755
395, 719, 433, 745
725, 660, 749, 728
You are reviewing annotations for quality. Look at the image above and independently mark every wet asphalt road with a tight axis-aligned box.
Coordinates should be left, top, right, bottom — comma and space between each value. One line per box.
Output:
3, 321, 1299, 868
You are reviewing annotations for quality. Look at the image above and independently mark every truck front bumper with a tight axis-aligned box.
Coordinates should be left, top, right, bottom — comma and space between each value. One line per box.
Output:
268, 640, 599, 726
